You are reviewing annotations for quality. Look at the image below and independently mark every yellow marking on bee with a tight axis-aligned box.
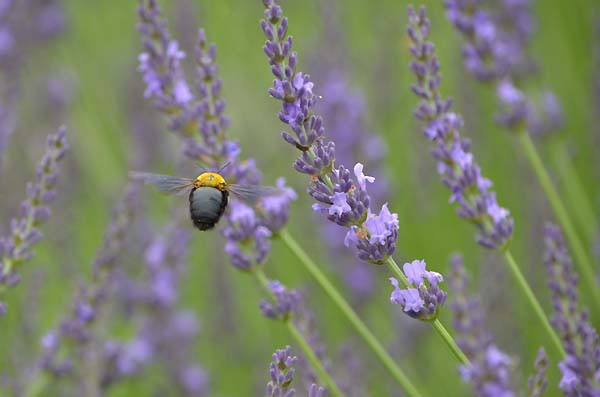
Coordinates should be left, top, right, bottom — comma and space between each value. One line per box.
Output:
195, 172, 227, 191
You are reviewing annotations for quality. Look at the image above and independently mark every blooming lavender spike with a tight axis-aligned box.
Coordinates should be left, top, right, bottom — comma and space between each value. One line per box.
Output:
389, 260, 447, 321
544, 224, 600, 395
261, 0, 397, 265
407, 5, 513, 250
528, 348, 548, 397
448, 254, 517, 396
267, 346, 298, 397
138, 1, 294, 271
0, 126, 68, 312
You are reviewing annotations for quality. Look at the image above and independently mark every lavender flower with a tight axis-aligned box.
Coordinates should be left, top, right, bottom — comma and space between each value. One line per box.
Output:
138, 0, 294, 271
0, 127, 68, 313
528, 348, 548, 397
449, 254, 517, 396
444, 0, 563, 135
407, 5, 513, 250
261, 0, 397, 264
544, 224, 600, 395
389, 260, 447, 321
265, 346, 324, 397
260, 280, 301, 321
38, 185, 138, 386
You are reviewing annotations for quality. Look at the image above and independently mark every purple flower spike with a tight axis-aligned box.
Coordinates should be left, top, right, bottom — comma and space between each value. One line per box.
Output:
449, 254, 518, 397
389, 260, 446, 321
444, 0, 563, 136
261, 0, 398, 265
407, 6, 513, 251
528, 348, 548, 397
0, 127, 68, 312
544, 224, 600, 395
266, 346, 298, 397
260, 280, 301, 321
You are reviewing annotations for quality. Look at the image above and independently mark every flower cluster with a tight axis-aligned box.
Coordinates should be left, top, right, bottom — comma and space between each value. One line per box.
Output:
389, 260, 446, 321
444, 0, 563, 135
137, 0, 294, 271
407, 5, 513, 250
261, 0, 397, 264
544, 224, 600, 395
266, 346, 325, 397
528, 348, 548, 397
0, 127, 68, 313
40, 185, 138, 381
260, 280, 301, 321
448, 254, 519, 397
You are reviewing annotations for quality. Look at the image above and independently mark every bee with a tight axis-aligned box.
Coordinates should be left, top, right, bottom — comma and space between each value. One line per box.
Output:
130, 167, 278, 231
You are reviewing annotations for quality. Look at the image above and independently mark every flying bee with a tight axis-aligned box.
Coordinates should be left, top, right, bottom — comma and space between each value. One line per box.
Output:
130, 167, 278, 231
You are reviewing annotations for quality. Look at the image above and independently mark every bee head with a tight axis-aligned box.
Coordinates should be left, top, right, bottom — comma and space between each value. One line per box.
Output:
195, 172, 227, 190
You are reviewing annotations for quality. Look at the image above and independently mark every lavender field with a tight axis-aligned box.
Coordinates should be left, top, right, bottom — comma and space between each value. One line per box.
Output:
1, 0, 599, 396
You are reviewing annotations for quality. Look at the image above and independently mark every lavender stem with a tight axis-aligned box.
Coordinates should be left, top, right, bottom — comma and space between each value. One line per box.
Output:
518, 131, 600, 305
278, 230, 422, 397
503, 249, 565, 357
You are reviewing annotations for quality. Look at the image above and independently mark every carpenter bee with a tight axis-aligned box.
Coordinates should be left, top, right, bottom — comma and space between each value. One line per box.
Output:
130, 167, 278, 231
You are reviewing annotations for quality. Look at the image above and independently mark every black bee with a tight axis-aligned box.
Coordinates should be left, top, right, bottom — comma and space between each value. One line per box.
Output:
130, 170, 277, 230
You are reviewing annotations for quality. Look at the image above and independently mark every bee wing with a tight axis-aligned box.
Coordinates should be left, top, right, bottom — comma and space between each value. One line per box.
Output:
129, 172, 194, 196
227, 184, 280, 205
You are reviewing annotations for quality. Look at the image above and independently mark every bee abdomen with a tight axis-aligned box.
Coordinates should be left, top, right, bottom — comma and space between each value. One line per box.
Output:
188, 187, 228, 231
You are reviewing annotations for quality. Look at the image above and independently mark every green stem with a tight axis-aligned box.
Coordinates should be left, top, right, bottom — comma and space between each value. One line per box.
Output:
503, 250, 566, 357
518, 132, 600, 305
278, 230, 423, 397
386, 257, 471, 366
550, 142, 599, 245
253, 268, 344, 397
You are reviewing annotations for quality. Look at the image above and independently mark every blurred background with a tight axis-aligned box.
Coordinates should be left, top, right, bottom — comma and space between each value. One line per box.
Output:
0, 0, 598, 395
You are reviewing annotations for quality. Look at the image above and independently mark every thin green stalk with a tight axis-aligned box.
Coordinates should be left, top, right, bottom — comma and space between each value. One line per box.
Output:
550, 142, 599, 244
503, 250, 566, 357
518, 132, 600, 305
278, 230, 423, 397
386, 257, 471, 366
253, 268, 344, 397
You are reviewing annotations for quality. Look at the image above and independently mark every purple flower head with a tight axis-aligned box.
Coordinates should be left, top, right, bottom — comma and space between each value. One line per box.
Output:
260, 280, 301, 321
260, 178, 297, 233
544, 224, 600, 395
261, 1, 400, 265
223, 201, 272, 272
266, 346, 297, 397
389, 260, 446, 321
407, 5, 513, 251
0, 127, 68, 312
344, 203, 398, 264
449, 254, 518, 397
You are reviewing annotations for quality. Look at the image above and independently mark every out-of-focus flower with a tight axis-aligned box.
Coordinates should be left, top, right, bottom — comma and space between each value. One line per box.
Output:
407, 5, 513, 250
449, 254, 518, 397
444, 0, 563, 136
260, 280, 301, 321
38, 185, 138, 385
544, 224, 600, 395
389, 260, 447, 321
0, 127, 68, 313
528, 348, 548, 397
